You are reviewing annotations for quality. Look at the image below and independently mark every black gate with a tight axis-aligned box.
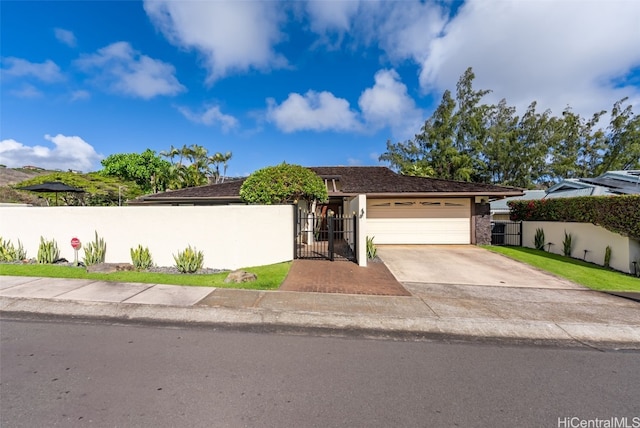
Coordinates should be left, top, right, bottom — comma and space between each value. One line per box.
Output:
294, 208, 357, 262
491, 221, 522, 246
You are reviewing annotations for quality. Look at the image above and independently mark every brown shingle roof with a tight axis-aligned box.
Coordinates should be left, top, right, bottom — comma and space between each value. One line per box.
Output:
133, 167, 522, 204
309, 166, 522, 196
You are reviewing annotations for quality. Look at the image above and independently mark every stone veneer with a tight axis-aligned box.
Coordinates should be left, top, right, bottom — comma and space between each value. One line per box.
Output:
473, 202, 491, 245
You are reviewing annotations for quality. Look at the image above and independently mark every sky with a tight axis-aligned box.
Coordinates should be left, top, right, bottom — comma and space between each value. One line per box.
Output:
1, 0, 639, 177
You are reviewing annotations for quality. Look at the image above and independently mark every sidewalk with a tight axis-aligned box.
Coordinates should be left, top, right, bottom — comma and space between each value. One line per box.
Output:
1, 274, 639, 350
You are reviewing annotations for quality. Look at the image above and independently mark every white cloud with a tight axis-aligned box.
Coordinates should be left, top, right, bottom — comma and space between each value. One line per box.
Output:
10, 84, 43, 98
305, 0, 360, 33
266, 90, 362, 133
75, 41, 185, 99
0, 135, 103, 172
358, 69, 423, 140
54, 28, 76, 47
177, 104, 239, 132
1, 57, 64, 82
70, 90, 90, 101
418, 0, 640, 117
144, 0, 287, 84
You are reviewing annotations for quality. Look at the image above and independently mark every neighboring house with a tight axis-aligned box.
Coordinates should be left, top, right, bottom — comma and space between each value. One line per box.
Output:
490, 170, 640, 220
133, 166, 522, 245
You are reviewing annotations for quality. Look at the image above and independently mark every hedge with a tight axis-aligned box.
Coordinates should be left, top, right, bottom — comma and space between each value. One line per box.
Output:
508, 195, 640, 240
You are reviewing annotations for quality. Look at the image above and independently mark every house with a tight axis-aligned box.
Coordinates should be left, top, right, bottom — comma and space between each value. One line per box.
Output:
490, 170, 640, 220
133, 166, 522, 246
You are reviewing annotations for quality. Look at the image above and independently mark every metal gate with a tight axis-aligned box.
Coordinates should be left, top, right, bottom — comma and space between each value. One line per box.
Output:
294, 208, 357, 262
491, 221, 522, 246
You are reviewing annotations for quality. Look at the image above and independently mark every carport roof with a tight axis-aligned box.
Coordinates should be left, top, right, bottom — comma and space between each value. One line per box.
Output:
132, 166, 523, 204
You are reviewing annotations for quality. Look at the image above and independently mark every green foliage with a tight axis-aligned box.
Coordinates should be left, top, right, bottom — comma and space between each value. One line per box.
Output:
534, 228, 545, 251
562, 231, 573, 257
240, 163, 328, 204
130, 245, 153, 270
379, 67, 640, 187
159, 144, 232, 190
83, 231, 107, 266
604, 246, 612, 269
14, 172, 143, 206
173, 245, 204, 274
366, 236, 378, 260
100, 149, 171, 193
508, 195, 640, 239
37, 237, 59, 264
0, 237, 26, 262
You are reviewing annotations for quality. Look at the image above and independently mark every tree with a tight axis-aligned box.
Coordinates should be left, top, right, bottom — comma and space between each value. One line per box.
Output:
239, 163, 328, 204
599, 97, 640, 173
100, 149, 170, 193
15, 172, 143, 206
159, 144, 233, 189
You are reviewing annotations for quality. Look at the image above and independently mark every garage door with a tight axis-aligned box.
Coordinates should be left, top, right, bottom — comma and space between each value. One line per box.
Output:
367, 198, 471, 244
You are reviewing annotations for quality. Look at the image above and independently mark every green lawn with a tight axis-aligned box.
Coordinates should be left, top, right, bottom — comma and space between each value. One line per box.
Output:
0, 262, 291, 290
483, 246, 640, 292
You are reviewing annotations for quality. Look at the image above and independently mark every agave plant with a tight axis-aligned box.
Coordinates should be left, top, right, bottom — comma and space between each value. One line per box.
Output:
37, 237, 59, 264
173, 245, 204, 274
83, 231, 107, 266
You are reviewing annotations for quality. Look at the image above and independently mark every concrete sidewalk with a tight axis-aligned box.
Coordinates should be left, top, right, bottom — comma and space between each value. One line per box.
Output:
1, 275, 639, 350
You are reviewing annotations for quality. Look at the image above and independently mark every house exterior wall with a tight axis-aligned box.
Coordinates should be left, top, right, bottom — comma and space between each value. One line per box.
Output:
0, 206, 293, 270
522, 221, 640, 274
473, 202, 491, 245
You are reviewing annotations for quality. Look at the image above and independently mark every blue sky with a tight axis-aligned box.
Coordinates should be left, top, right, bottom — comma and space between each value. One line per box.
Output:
1, 0, 639, 177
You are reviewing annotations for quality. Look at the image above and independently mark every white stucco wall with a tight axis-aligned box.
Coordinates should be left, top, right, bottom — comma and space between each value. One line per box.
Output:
522, 221, 640, 274
349, 194, 367, 267
0, 206, 294, 270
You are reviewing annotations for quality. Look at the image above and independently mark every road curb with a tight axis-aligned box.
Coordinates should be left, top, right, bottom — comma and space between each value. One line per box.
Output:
2, 297, 639, 350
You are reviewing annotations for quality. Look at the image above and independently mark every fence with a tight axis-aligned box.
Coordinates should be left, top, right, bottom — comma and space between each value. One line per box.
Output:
491, 221, 522, 246
0, 205, 293, 270
294, 209, 357, 262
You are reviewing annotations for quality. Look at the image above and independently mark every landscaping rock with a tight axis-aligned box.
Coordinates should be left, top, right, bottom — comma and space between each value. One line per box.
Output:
86, 263, 135, 274
224, 270, 258, 284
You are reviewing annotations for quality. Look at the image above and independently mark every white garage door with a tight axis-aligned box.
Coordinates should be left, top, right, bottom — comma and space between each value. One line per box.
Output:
367, 198, 471, 244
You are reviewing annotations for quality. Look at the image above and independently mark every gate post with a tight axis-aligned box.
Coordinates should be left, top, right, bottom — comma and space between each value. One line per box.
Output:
328, 213, 335, 261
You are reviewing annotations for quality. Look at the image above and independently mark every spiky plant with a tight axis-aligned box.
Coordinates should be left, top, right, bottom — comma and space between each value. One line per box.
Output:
83, 231, 107, 266
37, 237, 59, 264
130, 245, 153, 270
173, 245, 204, 274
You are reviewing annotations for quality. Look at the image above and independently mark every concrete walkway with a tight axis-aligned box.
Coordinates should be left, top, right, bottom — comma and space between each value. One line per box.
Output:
1, 274, 639, 350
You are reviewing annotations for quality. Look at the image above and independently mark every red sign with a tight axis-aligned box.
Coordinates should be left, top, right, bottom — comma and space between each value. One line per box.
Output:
71, 237, 81, 250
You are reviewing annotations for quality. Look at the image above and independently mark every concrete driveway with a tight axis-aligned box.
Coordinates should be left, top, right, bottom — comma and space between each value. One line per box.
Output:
377, 245, 584, 289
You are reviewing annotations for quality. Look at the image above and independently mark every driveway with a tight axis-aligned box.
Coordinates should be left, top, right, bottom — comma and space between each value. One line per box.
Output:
377, 245, 584, 289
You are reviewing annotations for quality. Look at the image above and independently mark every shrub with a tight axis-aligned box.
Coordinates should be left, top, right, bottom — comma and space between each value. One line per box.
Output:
534, 228, 545, 251
37, 237, 59, 264
0, 237, 26, 262
562, 231, 573, 257
604, 246, 612, 269
239, 163, 328, 204
130, 245, 153, 270
173, 245, 204, 273
508, 195, 640, 239
83, 231, 107, 266
366, 236, 377, 260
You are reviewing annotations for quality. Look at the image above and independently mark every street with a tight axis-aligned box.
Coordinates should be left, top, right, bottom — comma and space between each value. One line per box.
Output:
1, 317, 639, 428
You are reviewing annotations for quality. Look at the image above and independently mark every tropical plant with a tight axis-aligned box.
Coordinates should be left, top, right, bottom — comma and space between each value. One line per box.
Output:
37, 237, 59, 264
130, 245, 153, 270
173, 245, 204, 273
366, 236, 378, 260
0, 237, 26, 262
534, 228, 545, 251
604, 246, 612, 268
83, 231, 107, 266
562, 231, 573, 257
159, 144, 232, 190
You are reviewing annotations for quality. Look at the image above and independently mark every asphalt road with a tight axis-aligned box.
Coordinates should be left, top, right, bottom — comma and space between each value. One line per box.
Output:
1, 317, 639, 428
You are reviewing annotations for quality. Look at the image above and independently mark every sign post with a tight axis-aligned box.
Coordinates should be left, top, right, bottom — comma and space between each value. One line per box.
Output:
71, 237, 81, 266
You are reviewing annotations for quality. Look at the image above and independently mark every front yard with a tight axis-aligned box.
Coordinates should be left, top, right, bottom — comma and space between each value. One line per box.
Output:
484, 246, 640, 292
0, 262, 291, 290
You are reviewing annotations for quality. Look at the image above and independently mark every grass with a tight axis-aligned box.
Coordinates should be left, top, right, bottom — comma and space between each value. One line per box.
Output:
483, 246, 640, 292
0, 262, 291, 290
